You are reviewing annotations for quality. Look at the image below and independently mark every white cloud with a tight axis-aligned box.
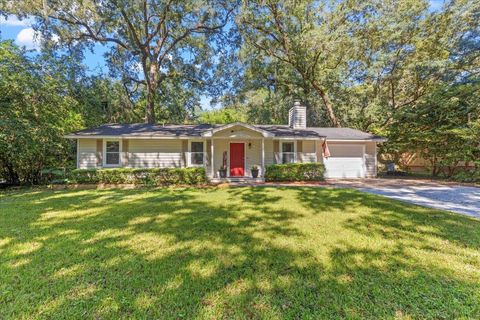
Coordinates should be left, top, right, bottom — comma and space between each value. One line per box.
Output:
15, 28, 41, 50
14, 27, 60, 51
0, 15, 34, 27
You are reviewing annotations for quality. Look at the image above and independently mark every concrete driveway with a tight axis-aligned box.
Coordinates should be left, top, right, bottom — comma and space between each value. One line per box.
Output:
332, 179, 480, 218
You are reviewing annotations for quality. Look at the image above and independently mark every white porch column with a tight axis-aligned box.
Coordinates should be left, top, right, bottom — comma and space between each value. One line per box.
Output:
294, 140, 298, 163
211, 138, 215, 178
261, 138, 265, 177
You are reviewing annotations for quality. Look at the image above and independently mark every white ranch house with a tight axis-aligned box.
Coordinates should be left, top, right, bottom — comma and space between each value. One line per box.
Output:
66, 101, 386, 181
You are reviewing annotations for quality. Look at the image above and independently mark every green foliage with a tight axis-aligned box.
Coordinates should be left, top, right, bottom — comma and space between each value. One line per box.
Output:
5, 0, 236, 123
67, 168, 206, 185
0, 41, 83, 184
383, 82, 480, 176
77, 77, 143, 126
39, 168, 68, 184
197, 107, 248, 124
0, 40, 144, 184
451, 167, 480, 183
238, 0, 358, 127
2, 0, 480, 182
234, 0, 479, 133
265, 163, 325, 182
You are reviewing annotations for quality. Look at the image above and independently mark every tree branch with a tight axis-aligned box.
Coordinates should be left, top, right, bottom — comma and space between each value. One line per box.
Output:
51, 14, 132, 51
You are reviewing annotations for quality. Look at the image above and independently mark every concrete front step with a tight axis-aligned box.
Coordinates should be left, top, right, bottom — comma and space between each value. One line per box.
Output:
210, 177, 265, 184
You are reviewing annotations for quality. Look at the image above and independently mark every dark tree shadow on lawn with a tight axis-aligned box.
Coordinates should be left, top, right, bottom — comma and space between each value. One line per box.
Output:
0, 187, 479, 319
294, 186, 480, 317
296, 186, 480, 249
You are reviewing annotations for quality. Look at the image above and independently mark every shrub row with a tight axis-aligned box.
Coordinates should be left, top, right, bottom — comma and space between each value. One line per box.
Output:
40, 168, 69, 184
44, 167, 207, 185
451, 169, 480, 183
264, 163, 325, 182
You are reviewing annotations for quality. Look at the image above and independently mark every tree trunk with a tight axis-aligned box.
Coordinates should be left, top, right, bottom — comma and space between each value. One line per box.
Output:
431, 156, 438, 177
144, 62, 158, 124
310, 81, 341, 127
145, 89, 156, 124
2, 160, 19, 185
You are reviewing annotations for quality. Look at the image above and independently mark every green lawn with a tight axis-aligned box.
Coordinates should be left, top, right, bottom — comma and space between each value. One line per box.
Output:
1, 187, 479, 319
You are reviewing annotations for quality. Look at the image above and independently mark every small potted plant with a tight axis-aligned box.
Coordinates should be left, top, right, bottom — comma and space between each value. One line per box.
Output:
251, 165, 259, 178
219, 151, 228, 178
219, 165, 227, 178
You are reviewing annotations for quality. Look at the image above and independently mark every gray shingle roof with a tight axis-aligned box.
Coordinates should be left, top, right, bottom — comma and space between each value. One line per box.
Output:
68, 123, 215, 137
66, 123, 384, 140
307, 127, 386, 141
255, 125, 325, 138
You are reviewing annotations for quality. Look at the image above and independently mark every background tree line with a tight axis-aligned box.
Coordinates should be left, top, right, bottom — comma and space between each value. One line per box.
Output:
0, 0, 479, 183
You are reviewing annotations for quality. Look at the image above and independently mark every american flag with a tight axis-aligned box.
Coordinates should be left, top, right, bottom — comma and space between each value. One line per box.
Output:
322, 140, 330, 158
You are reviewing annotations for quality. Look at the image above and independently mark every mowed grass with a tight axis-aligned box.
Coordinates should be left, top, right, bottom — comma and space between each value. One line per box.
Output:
0, 186, 479, 319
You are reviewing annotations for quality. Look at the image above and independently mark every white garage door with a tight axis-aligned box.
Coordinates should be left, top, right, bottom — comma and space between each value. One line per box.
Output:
324, 144, 366, 178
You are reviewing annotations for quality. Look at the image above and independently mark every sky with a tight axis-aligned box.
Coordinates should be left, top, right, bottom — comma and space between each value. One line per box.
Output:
0, 15, 112, 74
0, 14, 214, 109
0, 0, 444, 110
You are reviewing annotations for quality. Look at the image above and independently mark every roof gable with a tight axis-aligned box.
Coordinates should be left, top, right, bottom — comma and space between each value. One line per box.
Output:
202, 122, 274, 138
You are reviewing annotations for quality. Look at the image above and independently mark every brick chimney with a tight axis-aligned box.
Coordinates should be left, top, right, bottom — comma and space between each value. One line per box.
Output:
288, 99, 307, 129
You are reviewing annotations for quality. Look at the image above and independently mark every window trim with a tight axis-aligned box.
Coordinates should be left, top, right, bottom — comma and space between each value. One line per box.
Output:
103, 139, 122, 167
188, 139, 206, 167
280, 140, 297, 164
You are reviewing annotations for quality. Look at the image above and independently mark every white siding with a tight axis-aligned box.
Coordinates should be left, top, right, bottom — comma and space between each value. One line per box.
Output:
264, 140, 274, 165
299, 140, 317, 163
329, 144, 364, 157
78, 139, 98, 169
128, 139, 183, 168
205, 139, 212, 176
365, 141, 377, 177
245, 140, 262, 176
299, 153, 317, 163
302, 140, 315, 153
212, 139, 228, 178
316, 141, 324, 164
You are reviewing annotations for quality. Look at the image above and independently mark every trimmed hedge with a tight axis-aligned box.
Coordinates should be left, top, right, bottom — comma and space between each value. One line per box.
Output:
40, 168, 69, 184
265, 163, 325, 182
67, 167, 207, 185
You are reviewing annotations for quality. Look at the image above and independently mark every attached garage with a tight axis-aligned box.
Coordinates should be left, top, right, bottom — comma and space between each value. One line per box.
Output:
324, 144, 366, 178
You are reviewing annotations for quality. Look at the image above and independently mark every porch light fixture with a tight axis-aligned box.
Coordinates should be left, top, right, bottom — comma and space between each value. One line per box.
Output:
248, 142, 252, 149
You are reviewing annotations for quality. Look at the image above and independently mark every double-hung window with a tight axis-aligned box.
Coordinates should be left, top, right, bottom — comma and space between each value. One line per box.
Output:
190, 141, 204, 166
281, 142, 295, 164
104, 140, 121, 167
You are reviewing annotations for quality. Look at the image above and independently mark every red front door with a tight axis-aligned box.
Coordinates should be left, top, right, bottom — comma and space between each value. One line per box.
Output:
230, 143, 245, 177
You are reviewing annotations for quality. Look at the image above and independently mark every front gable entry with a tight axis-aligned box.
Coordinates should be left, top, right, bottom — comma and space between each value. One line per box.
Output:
202, 122, 274, 138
